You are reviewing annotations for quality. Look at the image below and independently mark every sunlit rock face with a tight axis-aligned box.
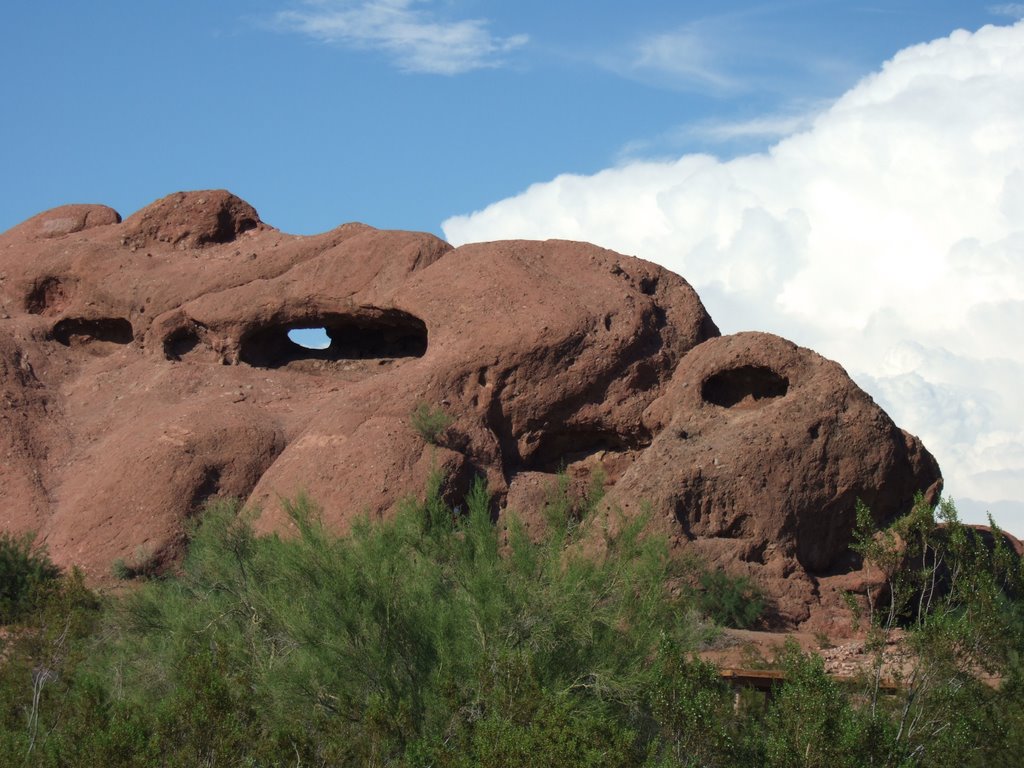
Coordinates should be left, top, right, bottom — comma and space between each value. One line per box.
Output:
0, 190, 940, 628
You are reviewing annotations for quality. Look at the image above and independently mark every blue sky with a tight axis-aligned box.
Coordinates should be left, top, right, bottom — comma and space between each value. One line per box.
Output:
1, 1, 1016, 235
3, 1, 1024, 531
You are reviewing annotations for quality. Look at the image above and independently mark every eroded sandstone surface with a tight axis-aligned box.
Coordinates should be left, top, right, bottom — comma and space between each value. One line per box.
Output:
0, 190, 941, 628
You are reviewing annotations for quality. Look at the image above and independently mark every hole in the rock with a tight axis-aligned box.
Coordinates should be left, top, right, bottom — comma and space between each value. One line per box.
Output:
189, 466, 223, 513
212, 211, 254, 241
25, 277, 72, 315
239, 310, 428, 369
52, 317, 133, 347
525, 426, 651, 473
164, 328, 202, 361
639, 276, 658, 295
740, 540, 768, 565
627, 361, 661, 392
701, 365, 789, 408
210, 209, 258, 244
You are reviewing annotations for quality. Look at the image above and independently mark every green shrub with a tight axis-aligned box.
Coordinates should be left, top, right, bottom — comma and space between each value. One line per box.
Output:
3, 478, 707, 765
759, 641, 889, 768
542, 467, 606, 538
649, 638, 735, 765
848, 495, 1024, 767
410, 402, 453, 444
0, 531, 61, 624
698, 568, 765, 629
110, 545, 159, 581
2, 487, 1021, 767
0, 566, 102, 765
110, 559, 131, 581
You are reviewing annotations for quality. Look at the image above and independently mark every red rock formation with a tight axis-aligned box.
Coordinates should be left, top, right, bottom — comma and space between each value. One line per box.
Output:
604, 332, 941, 626
0, 190, 942, 627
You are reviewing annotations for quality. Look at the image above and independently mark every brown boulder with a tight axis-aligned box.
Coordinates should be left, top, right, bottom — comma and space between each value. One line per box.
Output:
603, 332, 941, 625
0, 190, 941, 627
7, 203, 121, 241
121, 190, 263, 249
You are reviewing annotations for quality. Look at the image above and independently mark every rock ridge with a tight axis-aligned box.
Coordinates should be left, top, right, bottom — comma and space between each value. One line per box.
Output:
0, 190, 942, 629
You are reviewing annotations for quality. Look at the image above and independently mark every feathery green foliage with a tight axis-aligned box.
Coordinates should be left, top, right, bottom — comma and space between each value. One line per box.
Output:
0, 531, 60, 624
0, 476, 712, 766
0, 486, 1021, 766
410, 402, 453, 445
848, 494, 1024, 767
697, 569, 765, 630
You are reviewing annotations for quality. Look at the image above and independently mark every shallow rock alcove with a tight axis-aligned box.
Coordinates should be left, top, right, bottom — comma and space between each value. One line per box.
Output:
701, 365, 789, 408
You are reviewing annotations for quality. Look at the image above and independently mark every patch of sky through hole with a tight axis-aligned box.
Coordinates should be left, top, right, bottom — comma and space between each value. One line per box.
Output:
288, 327, 331, 350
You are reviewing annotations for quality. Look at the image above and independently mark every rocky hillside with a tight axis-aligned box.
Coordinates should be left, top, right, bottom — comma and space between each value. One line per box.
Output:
0, 190, 941, 628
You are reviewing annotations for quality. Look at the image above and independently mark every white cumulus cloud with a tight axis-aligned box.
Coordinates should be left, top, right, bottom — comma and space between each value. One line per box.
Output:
444, 22, 1024, 533
274, 0, 528, 75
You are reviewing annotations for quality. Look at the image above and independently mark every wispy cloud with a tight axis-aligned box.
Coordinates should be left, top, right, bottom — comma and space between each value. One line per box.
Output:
615, 105, 826, 164
629, 25, 739, 90
989, 3, 1024, 18
608, 11, 856, 97
274, 0, 528, 75
683, 110, 821, 142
